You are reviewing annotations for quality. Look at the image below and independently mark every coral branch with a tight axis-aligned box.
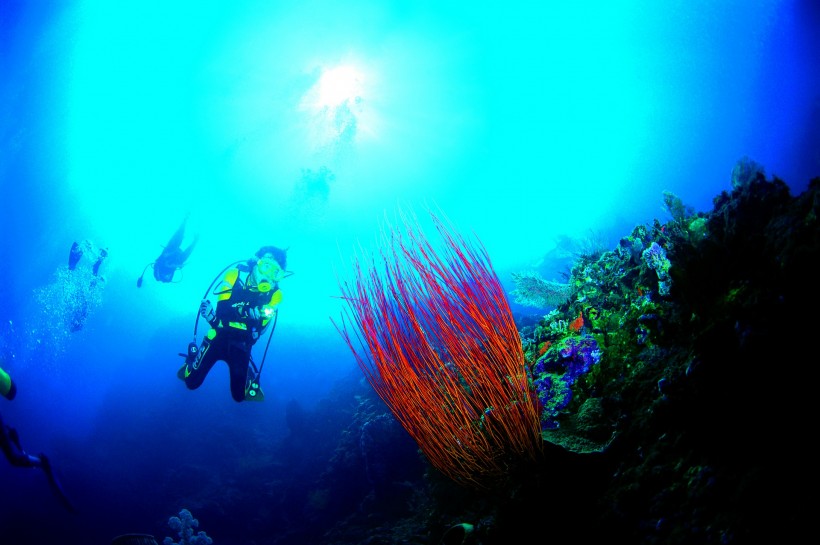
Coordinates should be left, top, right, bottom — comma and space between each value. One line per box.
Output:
334, 210, 542, 487
510, 271, 571, 308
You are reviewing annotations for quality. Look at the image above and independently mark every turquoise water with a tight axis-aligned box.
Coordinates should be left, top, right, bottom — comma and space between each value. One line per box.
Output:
1, 1, 818, 543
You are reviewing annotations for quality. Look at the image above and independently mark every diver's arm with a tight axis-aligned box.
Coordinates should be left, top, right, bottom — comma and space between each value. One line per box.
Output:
211, 269, 240, 324
214, 297, 267, 331
260, 289, 282, 325
251, 290, 282, 336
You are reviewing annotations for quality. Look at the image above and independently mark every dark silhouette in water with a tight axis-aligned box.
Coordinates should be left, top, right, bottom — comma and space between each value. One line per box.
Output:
0, 363, 75, 513
67, 239, 107, 332
138, 214, 200, 287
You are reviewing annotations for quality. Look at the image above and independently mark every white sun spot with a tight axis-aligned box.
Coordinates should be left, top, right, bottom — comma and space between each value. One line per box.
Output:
300, 64, 368, 153
316, 65, 363, 108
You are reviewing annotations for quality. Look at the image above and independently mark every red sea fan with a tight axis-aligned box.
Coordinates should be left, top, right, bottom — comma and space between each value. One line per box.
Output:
334, 209, 542, 488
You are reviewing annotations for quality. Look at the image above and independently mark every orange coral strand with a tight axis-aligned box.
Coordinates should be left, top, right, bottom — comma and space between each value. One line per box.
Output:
334, 209, 542, 488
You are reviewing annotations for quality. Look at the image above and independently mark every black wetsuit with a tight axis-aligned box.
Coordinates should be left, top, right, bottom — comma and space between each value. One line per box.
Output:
183, 276, 277, 402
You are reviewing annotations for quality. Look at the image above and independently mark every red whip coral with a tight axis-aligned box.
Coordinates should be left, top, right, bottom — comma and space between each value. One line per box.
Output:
334, 210, 542, 488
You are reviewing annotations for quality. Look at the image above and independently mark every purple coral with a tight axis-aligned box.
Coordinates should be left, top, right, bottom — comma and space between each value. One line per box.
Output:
559, 335, 602, 381
532, 334, 602, 429
534, 335, 601, 379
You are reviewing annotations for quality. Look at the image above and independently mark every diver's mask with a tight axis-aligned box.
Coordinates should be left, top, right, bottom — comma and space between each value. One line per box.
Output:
252, 257, 284, 293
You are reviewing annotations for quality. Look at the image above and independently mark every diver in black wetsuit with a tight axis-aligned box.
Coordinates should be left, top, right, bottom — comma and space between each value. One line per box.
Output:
0, 364, 75, 512
138, 214, 200, 287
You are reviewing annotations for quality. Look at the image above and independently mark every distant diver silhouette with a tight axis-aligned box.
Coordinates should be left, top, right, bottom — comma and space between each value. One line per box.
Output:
67, 239, 108, 332
138, 214, 200, 287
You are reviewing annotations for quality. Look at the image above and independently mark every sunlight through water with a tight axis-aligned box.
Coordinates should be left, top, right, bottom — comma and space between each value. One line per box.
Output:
300, 64, 367, 154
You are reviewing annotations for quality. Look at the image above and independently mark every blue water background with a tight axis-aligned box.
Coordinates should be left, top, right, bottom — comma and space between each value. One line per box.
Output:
1, 1, 818, 543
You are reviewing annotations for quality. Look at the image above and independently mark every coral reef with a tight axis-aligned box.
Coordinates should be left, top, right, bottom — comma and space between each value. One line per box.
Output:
162, 509, 212, 545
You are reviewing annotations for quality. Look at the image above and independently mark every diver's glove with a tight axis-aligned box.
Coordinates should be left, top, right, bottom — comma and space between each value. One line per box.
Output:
199, 299, 216, 325
247, 306, 261, 321
247, 306, 274, 322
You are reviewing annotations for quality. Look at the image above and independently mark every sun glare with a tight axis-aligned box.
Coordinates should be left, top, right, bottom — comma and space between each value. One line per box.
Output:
316, 65, 363, 108
299, 63, 373, 153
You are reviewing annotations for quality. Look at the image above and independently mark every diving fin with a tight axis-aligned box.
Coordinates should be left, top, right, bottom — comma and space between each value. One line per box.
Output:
39, 453, 76, 513
68, 242, 82, 271
245, 383, 264, 402
245, 368, 264, 401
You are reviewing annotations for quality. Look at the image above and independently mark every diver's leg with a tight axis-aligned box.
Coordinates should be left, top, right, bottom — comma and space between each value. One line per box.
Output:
1, 413, 74, 510
227, 346, 252, 402
166, 216, 188, 249
92, 247, 108, 276
0, 421, 19, 465
1, 422, 39, 468
179, 233, 200, 263
8, 424, 22, 450
68, 242, 82, 270
182, 337, 220, 390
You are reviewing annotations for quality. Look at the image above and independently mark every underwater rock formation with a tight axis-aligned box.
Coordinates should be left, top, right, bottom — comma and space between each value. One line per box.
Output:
316, 168, 819, 545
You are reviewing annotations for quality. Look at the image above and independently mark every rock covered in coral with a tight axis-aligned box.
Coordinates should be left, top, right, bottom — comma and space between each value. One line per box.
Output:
532, 334, 602, 430
162, 509, 212, 545
501, 169, 818, 545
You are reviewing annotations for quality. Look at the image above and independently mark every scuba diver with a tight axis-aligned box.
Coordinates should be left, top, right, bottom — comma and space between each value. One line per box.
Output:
138, 214, 200, 287
67, 239, 108, 332
1, 363, 75, 512
178, 246, 289, 402
69, 239, 108, 276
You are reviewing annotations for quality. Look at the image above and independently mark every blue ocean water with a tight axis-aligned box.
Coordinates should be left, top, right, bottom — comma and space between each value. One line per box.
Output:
1, 1, 818, 544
